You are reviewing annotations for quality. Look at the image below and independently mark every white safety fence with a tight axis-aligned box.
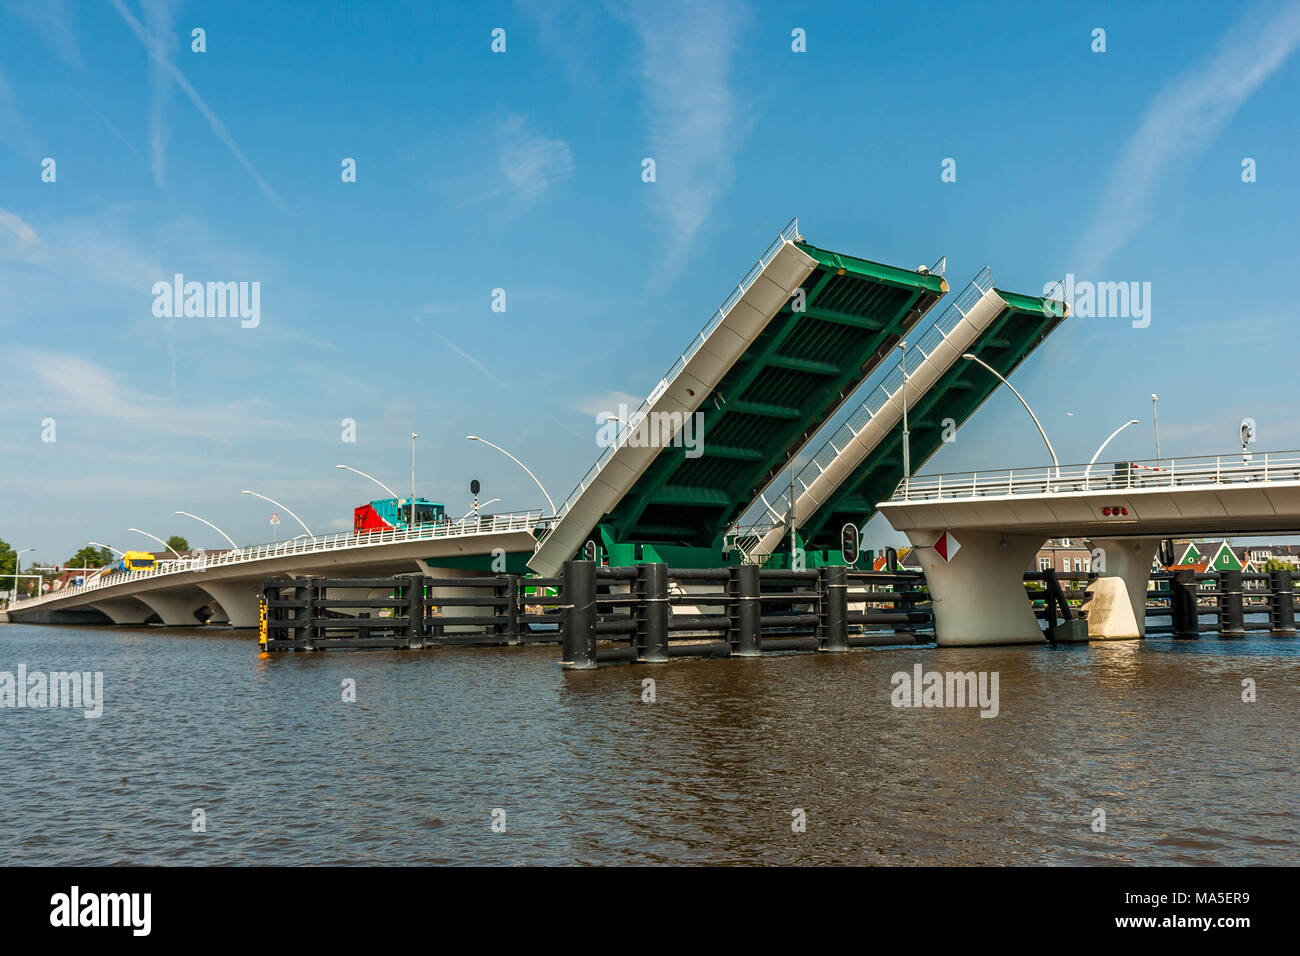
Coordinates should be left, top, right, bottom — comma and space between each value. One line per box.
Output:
891, 452, 1300, 502
7, 511, 543, 611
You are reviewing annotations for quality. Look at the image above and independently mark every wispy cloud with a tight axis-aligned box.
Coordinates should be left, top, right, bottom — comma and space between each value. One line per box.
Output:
110, 0, 286, 208
497, 114, 575, 202
426, 113, 574, 209
6, 0, 81, 67
437, 334, 510, 389
625, 0, 745, 282
0, 204, 39, 252
1072, 0, 1300, 275
13, 348, 294, 443
0, 60, 38, 158
575, 390, 643, 418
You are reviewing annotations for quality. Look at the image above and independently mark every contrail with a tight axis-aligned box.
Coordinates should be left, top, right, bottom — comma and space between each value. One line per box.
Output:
110, 0, 287, 210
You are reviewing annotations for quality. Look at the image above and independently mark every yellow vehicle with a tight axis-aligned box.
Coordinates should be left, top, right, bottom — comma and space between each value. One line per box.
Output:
114, 551, 158, 573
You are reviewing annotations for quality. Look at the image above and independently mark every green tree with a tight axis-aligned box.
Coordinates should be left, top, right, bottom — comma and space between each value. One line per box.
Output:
0, 537, 16, 587
165, 535, 190, 553
1262, 557, 1294, 572
67, 545, 112, 570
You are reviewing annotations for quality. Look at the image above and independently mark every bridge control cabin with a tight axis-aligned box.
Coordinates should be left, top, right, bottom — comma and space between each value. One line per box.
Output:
353, 497, 447, 533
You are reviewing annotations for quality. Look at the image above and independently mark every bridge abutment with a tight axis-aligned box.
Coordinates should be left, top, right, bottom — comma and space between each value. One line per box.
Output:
1084, 537, 1160, 640
905, 530, 1046, 646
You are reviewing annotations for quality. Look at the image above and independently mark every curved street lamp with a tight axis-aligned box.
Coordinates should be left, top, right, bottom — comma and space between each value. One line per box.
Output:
175, 511, 241, 552
335, 464, 399, 499
961, 354, 1059, 478
241, 490, 313, 537
467, 435, 556, 514
1084, 420, 1141, 479
88, 540, 125, 558
127, 528, 184, 560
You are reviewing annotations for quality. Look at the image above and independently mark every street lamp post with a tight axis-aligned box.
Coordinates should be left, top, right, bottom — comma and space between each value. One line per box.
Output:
961, 354, 1059, 478
128, 528, 184, 560
8, 547, 33, 602
410, 433, 420, 527
466, 435, 557, 514
88, 541, 125, 558
174, 511, 241, 552
1151, 393, 1161, 460
241, 491, 313, 537
900, 341, 911, 497
1084, 420, 1141, 480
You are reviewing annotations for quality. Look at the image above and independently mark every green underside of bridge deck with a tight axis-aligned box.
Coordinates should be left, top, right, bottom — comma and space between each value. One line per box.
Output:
599, 241, 947, 552
796, 289, 1065, 548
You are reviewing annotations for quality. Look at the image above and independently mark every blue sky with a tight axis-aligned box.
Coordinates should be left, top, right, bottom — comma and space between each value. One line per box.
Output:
2, 0, 1299, 562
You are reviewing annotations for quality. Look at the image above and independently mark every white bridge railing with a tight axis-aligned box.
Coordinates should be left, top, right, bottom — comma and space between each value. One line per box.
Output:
891, 451, 1300, 503
8, 511, 543, 611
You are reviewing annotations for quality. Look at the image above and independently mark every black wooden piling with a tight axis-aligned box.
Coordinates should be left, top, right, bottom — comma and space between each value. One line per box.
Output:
637, 562, 670, 662
819, 565, 848, 651
729, 563, 762, 656
1171, 569, 1200, 639
1269, 568, 1296, 636
1217, 569, 1245, 638
562, 560, 598, 669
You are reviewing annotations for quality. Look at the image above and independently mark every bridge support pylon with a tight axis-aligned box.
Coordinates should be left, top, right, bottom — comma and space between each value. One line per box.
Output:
198, 581, 262, 628
87, 596, 154, 625
1083, 537, 1160, 640
135, 590, 211, 627
905, 530, 1046, 646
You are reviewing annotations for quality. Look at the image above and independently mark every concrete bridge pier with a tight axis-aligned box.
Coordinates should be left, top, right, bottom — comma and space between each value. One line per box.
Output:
198, 581, 262, 628
88, 596, 154, 625
1083, 537, 1161, 640
905, 529, 1046, 646
136, 590, 211, 627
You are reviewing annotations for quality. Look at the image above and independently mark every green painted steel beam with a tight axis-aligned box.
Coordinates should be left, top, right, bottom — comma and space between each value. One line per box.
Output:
649, 485, 734, 507
701, 444, 767, 461
801, 306, 886, 330
724, 400, 804, 420
765, 355, 843, 376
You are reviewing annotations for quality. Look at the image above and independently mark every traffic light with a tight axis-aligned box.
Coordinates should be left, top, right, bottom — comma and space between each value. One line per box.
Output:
840, 523, 860, 566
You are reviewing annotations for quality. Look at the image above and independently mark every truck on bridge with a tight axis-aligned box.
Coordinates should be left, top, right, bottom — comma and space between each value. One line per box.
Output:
353, 497, 447, 533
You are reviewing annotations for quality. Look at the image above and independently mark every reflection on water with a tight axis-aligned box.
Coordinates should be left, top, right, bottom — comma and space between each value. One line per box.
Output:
1, 622, 1297, 865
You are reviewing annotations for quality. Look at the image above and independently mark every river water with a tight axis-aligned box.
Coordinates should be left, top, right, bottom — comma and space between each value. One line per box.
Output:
1, 621, 1297, 865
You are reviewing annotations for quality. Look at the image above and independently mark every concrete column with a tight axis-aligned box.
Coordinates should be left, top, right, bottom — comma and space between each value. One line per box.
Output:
905, 530, 1045, 646
87, 597, 154, 625
135, 590, 211, 627
1084, 537, 1160, 640
198, 580, 262, 628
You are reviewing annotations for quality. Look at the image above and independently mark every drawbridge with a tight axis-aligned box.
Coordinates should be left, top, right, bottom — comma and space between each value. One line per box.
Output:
527, 219, 1065, 576
528, 218, 949, 575
731, 270, 1066, 560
